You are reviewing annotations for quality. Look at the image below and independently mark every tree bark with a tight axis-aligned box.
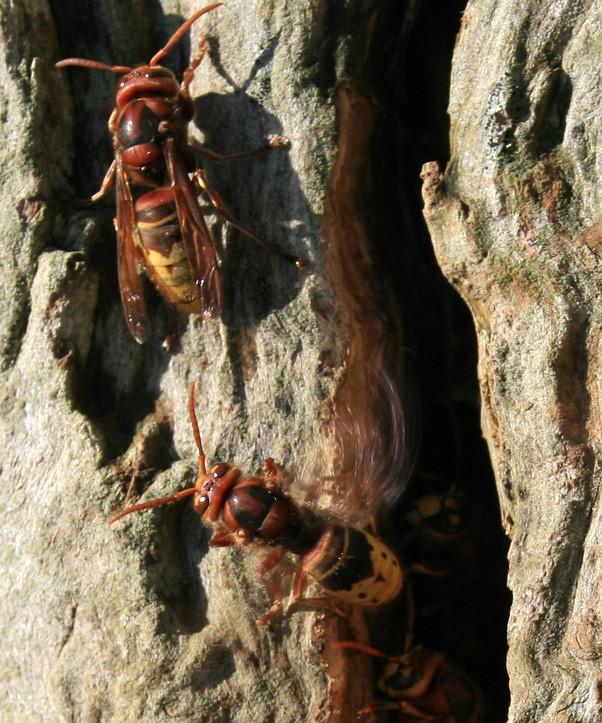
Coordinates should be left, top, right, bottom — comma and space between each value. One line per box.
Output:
1, 1, 411, 721
7, 0, 599, 721
422, 1, 602, 722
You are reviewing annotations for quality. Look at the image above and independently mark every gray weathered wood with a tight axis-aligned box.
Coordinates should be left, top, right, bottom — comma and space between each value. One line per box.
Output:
423, 1, 602, 721
0, 1, 412, 721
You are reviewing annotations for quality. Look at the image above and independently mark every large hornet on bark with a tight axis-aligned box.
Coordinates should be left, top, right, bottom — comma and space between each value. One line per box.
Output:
110, 385, 404, 623
57, 3, 297, 344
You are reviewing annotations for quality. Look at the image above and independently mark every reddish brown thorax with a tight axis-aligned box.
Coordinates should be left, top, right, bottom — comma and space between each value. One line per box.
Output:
191, 462, 319, 552
114, 68, 192, 170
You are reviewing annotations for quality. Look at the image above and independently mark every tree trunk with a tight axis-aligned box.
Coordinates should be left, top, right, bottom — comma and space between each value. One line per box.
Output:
422, 1, 602, 722
1, 1, 412, 721
4, 0, 597, 722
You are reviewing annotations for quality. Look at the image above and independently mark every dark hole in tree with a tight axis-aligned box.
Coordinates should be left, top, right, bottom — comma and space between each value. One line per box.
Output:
364, 1, 510, 719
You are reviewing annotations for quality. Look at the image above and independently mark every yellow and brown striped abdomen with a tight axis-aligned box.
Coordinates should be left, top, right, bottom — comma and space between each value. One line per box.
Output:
134, 187, 203, 313
302, 524, 403, 607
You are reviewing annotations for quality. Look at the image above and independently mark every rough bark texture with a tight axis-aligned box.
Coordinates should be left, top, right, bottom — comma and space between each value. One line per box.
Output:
1, 1, 411, 721
422, 1, 602, 722
10, 0, 599, 721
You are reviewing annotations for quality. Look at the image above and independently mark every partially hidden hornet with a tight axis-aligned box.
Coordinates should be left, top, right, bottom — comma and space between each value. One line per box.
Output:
331, 476, 486, 721
109, 385, 404, 621
56, 4, 294, 344
402, 483, 471, 576
333, 640, 485, 721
